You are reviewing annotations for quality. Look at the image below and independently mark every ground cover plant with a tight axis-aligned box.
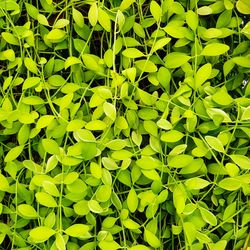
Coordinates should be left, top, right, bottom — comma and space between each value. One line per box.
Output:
0, 0, 250, 249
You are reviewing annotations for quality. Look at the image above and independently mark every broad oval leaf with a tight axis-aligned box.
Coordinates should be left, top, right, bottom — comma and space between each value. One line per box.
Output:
201, 43, 230, 56
29, 226, 55, 243
165, 52, 191, 68
205, 136, 225, 153
17, 204, 38, 218
65, 224, 89, 237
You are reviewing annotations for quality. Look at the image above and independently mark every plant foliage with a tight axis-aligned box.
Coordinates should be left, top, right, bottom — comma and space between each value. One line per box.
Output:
0, 0, 249, 249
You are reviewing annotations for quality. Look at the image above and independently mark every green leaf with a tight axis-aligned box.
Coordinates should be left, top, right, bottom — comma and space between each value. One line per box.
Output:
25, 3, 39, 19
212, 88, 233, 106
185, 177, 210, 190
134, 60, 157, 72
229, 155, 250, 169
22, 77, 40, 90
65, 224, 89, 238
55, 233, 66, 250
186, 10, 198, 31
29, 226, 55, 243
54, 19, 69, 29
205, 135, 225, 153
85, 120, 107, 131
37, 14, 49, 26
150, 1, 162, 22
173, 184, 186, 214
201, 43, 230, 56
24, 57, 38, 74
1, 32, 19, 45
47, 29, 66, 42
161, 130, 184, 143
88, 3, 98, 26
42, 181, 60, 197
35, 192, 57, 207
218, 177, 242, 191
64, 56, 81, 69
195, 63, 212, 89
236, 0, 250, 14
122, 219, 140, 229
4, 145, 24, 162
165, 52, 191, 68
98, 8, 111, 32
199, 207, 217, 226
42, 138, 60, 155
73, 7, 84, 27
122, 48, 144, 58
136, 156, 161, 170
168, 154, 193, 168
103, 102, 116, 121
0, 174, 9, 191
127, 188, 138, 213
120, 0, 135, 11
197, 6, 212, 15
144, 229, 161, 248
17, 204, 38, 218
88, 200, 104, 213
151, 37, 171, 53
223, 202, 236, 221
232, 56, 250, 68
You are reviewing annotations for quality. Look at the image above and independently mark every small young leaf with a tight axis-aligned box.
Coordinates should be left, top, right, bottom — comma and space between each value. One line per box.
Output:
150, 1, 162, 22
4, 145, 24, 162
88, 3, 98, 26
0, 174, 9, 191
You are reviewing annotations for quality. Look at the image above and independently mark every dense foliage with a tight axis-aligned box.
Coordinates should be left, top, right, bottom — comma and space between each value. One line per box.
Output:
0, 0, 250, 249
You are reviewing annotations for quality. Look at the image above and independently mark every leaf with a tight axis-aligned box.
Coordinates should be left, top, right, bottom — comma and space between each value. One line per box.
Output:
42, 181, 60, 197
151, 37, 171, 53
223, 202, 236, 221
150, 1, 162, 22
120, 0, 136, 11
122, 219, 140, 229
127, 188, 138, 213
165, 52, 191, 68
98, 8, 111, 32
65, 224, 89, 237
199, 207, 217, 226
37, 14, 49, 26
64, 56, 81, 69
103, 102, 116, 121
29, 226, 55, 243
82, 54, 99, 71
201, 43, 230, 56
23, 77, 40, 90
160, 130, 184, 143
47, 29, 66, 42
24, 57, 38, 74
1, 32, 19, 45
48, 75, 65, 87
0, 174, 9, 191
56, 234, 66, 250
212, 88, 233, 106
25, 3, 39, 19
35, 192, 57, 207
168, 155, 193, 168
88, 3, 98, 26
185, 177, 210, 190
122, 48, 144, 58
134, 60, 157, 72
236, 0, 250, 14
218, 178, 242, 191
144, 229, 161, 248
195, 63, 212, 89
205, 135, 225, 153
197, 6, 212, 15
232, 56, 250, 68
54, 19, 69, 29
186, 10, 198, 31
4, 145, 24, 162
173, 184, 186, 214
136, 156, 161, 170
17, 204, 38, 218
73, 7, 84, 27
42, 138, 60, 155
88, 200, 104, 213
229, 155, 250, 169
85, 120, 107, 131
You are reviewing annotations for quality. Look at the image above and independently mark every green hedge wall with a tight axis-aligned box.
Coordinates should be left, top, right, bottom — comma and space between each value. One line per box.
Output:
0, 0, 250, 249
